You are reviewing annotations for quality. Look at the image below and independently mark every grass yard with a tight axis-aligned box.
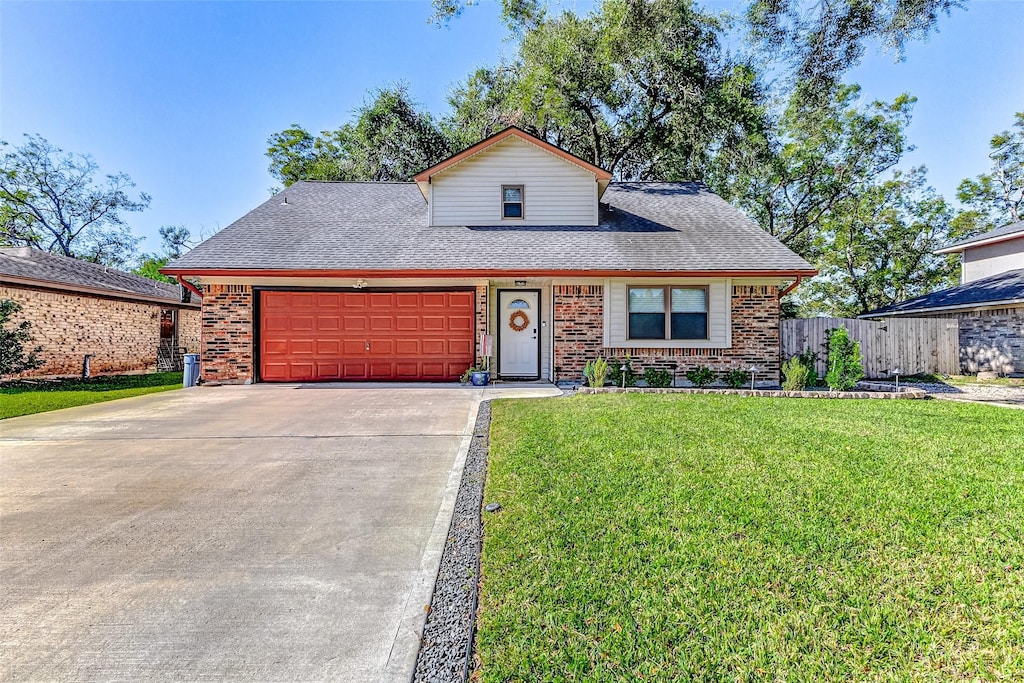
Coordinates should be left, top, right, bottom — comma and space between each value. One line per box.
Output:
478, 395, 1024, 681
0, 372, 182, 419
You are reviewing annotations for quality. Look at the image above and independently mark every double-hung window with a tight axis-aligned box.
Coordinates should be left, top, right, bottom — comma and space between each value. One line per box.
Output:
502, 185, 524, 219
627, 286, 708, 340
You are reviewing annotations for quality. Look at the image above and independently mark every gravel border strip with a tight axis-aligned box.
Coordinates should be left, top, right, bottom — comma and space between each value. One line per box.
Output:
412, 400, 491, 683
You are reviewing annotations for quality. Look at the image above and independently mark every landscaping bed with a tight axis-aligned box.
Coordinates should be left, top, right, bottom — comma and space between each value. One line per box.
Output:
0, 372, 183, 419
578, 385, 927, 399
471, 394, 1024, 680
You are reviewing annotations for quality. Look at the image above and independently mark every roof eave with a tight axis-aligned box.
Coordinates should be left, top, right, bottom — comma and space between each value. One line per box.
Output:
159, 267, 819, 279
936, 230, 1024, 254
862, 296, 1024, 318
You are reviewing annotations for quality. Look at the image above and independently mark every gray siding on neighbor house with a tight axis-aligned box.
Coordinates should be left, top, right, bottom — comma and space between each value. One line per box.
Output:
962, 237, 1024, 283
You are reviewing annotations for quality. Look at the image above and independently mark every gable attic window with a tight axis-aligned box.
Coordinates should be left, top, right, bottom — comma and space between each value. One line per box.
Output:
502, 185, 524, 219
628, 286, 708, 340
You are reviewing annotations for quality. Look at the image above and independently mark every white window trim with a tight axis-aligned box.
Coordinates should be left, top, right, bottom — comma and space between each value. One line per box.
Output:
602, 278, 733, 349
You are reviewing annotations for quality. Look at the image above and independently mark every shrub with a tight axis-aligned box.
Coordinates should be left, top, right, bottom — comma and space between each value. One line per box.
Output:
584, 357, 609, 387
607, 357, 637, 387
722, 368, 750, 389
782, 356, 811, 391
642, 367, 673, 388
794, 348, 820, 387
825, 327, 864, 391
0, 300, 44, 379
685, 365, 715, 388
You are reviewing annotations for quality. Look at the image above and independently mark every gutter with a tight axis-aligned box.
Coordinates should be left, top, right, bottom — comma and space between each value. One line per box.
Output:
159, 267, 821, 279
778, 275, 805, 299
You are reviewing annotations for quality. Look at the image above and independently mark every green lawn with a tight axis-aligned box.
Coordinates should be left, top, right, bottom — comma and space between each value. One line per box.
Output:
1, 372, 182, 419
478, 395, 1024, 681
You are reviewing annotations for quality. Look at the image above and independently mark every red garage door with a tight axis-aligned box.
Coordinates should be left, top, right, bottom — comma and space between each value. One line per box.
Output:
259, 290, 476, 382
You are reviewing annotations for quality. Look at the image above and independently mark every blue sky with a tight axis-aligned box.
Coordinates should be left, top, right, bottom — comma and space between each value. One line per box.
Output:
2, 1, 1022, 255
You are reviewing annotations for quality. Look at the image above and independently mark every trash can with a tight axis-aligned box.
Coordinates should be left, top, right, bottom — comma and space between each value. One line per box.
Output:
183, 354, 201, 388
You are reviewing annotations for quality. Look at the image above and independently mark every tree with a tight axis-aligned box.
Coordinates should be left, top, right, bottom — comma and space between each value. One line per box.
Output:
955, 111, 1024, 235
0, 299, 43, 378
718, 84, 914, 260
454, 0, 767, 181
431, 0, 961, 99
803, 167, 959, 317
267, 85, 454, 186
134, 225, 195, 284
0, 135, 149, 268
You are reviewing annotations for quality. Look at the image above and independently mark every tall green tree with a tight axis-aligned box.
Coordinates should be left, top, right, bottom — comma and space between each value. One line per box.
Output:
804, 167, 959, 316
444, 0, 767, 181
717, 84, 914, 259
135, 225, 195, 284
954, 111, 1024, 235
267, 85, 454, 186
0, 135, 148, 268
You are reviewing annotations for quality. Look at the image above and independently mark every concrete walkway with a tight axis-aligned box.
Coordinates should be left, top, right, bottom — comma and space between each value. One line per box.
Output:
0, 383, 559, 682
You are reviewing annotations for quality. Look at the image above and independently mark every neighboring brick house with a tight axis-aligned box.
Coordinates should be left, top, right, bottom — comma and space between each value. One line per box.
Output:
0, 247, 201, 377
163, 127, 815, 385
865, 221, 1024, 375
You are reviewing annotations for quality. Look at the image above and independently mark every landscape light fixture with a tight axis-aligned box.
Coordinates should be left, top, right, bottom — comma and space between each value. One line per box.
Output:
748, 365, 759, 390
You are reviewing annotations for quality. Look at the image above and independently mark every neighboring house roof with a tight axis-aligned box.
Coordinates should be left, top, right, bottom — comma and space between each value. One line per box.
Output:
863, 268, 1024, 317
163, 181, 816, 277
936, 220, 1024, 253
412, 127, 613, 200
0, 247, 196, 307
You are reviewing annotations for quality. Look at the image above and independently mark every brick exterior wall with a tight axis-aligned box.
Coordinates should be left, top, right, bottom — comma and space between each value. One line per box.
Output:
553, 284, 782, 384
918, 306, 1024, 374
0, 284, 198, 378
178, 308, 201, 354
201, 284, 253, 383
955, 307, 1023, 374
475, 284, 489, 368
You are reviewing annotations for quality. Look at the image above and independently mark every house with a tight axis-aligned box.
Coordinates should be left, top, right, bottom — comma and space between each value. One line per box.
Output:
864, 220, 1024, 374
0, 247, 202, 377
162, 127, 815, 385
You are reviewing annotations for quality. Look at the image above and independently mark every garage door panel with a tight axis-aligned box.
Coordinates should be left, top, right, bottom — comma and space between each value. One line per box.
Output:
260, 290, 475, 382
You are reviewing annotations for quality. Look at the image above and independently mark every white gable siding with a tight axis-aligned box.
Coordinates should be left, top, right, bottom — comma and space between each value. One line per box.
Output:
962, 237, 1024, 282
603, 279, 732, 348
429, 137, 598, 226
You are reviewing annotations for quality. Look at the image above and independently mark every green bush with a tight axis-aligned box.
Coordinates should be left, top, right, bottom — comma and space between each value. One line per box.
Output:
1, 299, 43, 379
685, 365, 715, 388
782, 356, 811, 391
794, 348, 820, 387
825, 327, 864, 391
607, 357, 637, 388
722, 368, 750, 389
584, 357, 609, 387
642, 367, 673, 388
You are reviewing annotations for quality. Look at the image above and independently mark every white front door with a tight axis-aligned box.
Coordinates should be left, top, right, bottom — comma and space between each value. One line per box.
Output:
498, 290, 540, 378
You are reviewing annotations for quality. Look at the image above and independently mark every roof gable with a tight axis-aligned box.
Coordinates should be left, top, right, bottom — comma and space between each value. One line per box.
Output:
413, 127, 612, 200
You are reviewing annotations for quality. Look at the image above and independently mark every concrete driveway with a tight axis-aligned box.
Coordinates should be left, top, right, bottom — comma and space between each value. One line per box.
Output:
0, 383, 558, 682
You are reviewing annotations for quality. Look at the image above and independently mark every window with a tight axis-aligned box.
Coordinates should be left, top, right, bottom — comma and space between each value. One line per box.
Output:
628, 286, 708, 340
508, 298, 530, 309
502, 185, 524, 219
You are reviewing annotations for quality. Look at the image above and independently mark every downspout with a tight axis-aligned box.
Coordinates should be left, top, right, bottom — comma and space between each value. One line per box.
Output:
779, 275, 803, 299
176, 275, 203, 300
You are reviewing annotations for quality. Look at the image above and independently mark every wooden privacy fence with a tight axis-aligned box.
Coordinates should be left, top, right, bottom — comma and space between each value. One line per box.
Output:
781, 317, 959, 378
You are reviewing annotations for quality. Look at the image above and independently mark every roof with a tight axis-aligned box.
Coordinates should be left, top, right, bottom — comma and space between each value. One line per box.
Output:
863, 268, 1024, 317
0, 247, 195, 306
163, 181, 815, 277
937, 220, 1024, 253
412, 127, 613, 201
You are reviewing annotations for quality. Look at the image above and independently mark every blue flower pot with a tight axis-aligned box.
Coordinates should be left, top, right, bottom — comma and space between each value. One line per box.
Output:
470, 371, 490, 386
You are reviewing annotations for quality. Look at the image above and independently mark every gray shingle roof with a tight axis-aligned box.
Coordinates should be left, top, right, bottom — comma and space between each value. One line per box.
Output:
864, 269, 1024, 316
941, 220, 1024, 251
166, 181, 814, 274
0, 247, 188, 304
